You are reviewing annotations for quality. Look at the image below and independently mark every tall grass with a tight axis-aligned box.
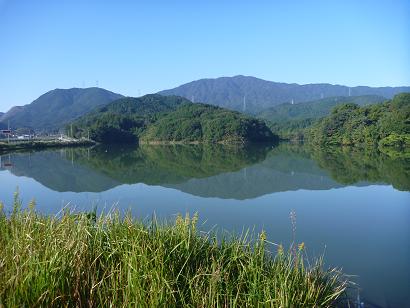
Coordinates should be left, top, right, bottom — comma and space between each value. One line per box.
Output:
0, 196, 348, 307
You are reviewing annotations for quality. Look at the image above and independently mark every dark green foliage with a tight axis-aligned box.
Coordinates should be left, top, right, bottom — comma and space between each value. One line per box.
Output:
70, 94, 191, 143
71, 94, 277, 144
0, 88, 123, 132
259, 95, 385, 123
307, 93, 410, 148
268, 118, 317, 141
159, 75, 408, 113
141, 103, 275, 143
259, 95, 386, 140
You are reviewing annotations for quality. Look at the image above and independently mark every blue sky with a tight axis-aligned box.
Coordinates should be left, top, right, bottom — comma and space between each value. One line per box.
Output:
0, 0, 409, 111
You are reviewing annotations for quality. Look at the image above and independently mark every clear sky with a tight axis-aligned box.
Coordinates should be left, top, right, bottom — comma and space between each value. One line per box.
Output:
0, 0, 409, 111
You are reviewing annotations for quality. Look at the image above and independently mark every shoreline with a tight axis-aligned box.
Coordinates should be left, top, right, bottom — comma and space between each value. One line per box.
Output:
0, 139, 96, 154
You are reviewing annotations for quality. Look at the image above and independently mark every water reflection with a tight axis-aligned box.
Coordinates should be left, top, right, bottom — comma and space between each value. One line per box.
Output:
0, 144, 409, 306
1, 143, 409, 197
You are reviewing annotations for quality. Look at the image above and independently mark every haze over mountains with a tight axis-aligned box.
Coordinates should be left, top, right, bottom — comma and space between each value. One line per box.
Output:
1, 75, 409, 132
0, 88, 123, 131
159, 75, 410, 113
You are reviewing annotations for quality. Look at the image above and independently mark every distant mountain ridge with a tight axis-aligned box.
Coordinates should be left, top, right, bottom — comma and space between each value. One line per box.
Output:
159, 75, 410, 113
0, 87, 123, 131
2, 76, 409, 132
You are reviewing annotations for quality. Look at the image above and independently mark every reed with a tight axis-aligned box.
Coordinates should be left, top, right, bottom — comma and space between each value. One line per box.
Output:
0, 197, 348, 307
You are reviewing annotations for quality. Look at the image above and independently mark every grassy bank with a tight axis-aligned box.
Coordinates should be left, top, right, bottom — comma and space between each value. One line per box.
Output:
0, 139, 95, 153
0, 198, 348, 307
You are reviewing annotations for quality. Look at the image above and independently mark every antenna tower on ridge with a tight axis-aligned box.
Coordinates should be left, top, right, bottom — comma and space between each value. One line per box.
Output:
243, 95, 246, 111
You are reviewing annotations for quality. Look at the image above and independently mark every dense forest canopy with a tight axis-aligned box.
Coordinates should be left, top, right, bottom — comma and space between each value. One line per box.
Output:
306, 93, 410, 149
140, 103, 275, 143
260, 95, 387, 140
69, 94, 277, 144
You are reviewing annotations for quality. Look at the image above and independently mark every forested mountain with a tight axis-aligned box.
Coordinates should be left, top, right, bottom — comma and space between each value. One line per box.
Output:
159, 75, 409, 113
140, 103, 275, 143
0, 88, 123, 131
0, 106, 24, 123
259, 95, 386, 139
307, 93, 410, 149
70, 94, 276, 144
258, 95, 385, 123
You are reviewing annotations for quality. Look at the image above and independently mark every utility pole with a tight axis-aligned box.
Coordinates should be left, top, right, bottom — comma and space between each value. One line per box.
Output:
71, 124, 73, 139
7, 120, 10, 143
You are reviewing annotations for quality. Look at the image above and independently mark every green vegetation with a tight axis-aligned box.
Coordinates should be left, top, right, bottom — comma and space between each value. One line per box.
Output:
307, 93, 410, 149
140, 103, 275, 143
0, 88, 123, 131
69, 95, 189, 143
0, 197, 348, 307
70, 94, 277, 144
259, 95, 386, 140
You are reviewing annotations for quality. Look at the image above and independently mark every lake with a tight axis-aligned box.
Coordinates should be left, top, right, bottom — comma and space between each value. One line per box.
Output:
0, 143, 409, 307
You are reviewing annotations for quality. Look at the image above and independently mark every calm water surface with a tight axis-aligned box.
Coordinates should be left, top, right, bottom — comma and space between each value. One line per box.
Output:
0, 144, 409, 307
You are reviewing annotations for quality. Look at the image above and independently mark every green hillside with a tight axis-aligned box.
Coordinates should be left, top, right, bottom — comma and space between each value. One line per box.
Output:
307, 93, 410, 150
140, 103, 275, 143
70, 94, 276, 144
259, 95, 385, 122
159, 75, 408, 113
0, 88, 123, 131
259, 95, 386, 140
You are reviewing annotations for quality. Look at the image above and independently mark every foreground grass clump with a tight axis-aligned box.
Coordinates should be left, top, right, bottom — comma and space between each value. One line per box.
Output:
0, 200, 348, 307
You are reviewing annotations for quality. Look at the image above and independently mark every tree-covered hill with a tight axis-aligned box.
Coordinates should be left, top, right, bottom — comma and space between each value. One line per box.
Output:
70, 94, 191, 143
70, 94, 277, 144
307, 93, 410, 149
0, 88, 123, 131
259, 95, 385, 123
140, 103, 275, 143
259, 95, 386, 139
159, 75, 408, 113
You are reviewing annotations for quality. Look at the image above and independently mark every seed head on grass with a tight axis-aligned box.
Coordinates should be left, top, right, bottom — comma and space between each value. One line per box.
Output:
0, 199, 349, 307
